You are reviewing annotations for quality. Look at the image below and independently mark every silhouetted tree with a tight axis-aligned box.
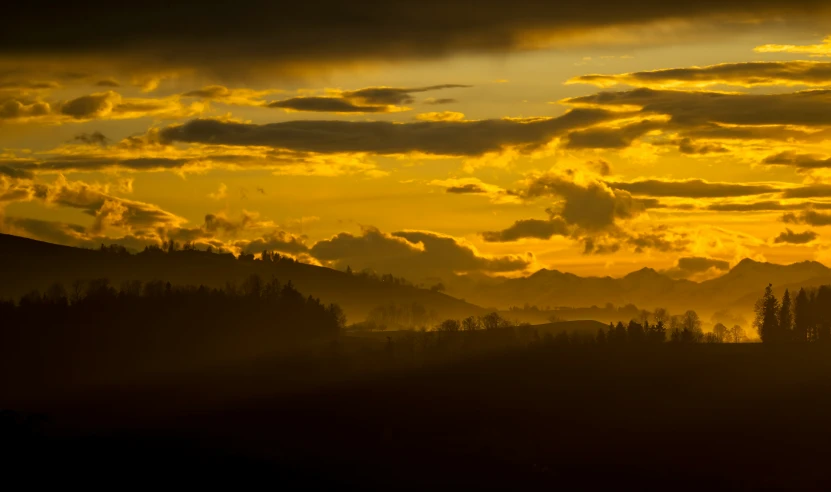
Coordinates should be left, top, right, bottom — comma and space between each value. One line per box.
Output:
779, 289, 793, 341
754, 284, 780, 344
713, 323, 729, 343
647, 320, 666, 344
729, 325, 745, 343
462, 316, 480, 332
438, 319, 461, 333
613, 322, 627, 345
627, 320, 645, 344
793, 287, 810, 343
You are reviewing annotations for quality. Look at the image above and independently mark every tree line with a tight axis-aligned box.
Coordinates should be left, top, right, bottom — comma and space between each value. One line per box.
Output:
0, 274, 346, 384
754, 284, 831, 344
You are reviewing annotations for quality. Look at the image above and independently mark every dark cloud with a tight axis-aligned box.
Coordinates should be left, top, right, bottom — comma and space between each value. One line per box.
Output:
0, 80, 59, 90
446, 184, 487, 194
782, 210, 831, 226
581, 236, 622, 255
609, 179, 778, 198
159, 109, 613, 156
267, 85, 470, 113
343, 85, 470, 106
566, 88, 831, 126
424, 98, 458, 105
626, 230, 689, 253
267, 96, 390, 113
678, 137, 728, 155
5, 156, 191, 173
6, 2, 826, 74
309, 226, 530, 279
570, 61, 831, 88
590, 159, 612, 176
662, 256, 730, 279
0, 164, 34, 180
95, 79, 120, 87
773, 228, 818, 244
565, 120, 663, 149
0, 98, 51, 119
182, 86, 231, 99
73, 131, 110, 146
481, 218, 570, 242
524, 174, 646, 230
782, 185, 831, 199
684, 124, 831, 143
706, 201, 831, 212
60, 92, 117, 119
764, 151, 831, 170
238, 230, 309, 255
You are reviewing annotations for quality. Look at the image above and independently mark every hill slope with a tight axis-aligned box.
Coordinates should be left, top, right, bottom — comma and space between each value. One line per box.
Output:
0, 233, 484, 323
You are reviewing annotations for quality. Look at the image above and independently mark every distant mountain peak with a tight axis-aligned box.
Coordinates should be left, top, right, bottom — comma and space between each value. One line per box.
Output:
624, 267, 662, 280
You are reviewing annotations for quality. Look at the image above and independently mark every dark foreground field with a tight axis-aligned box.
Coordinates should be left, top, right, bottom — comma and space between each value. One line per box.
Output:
4, 344, 831, 489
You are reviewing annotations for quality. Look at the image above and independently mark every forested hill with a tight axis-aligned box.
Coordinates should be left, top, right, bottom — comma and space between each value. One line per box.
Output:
0, 233, 484, 322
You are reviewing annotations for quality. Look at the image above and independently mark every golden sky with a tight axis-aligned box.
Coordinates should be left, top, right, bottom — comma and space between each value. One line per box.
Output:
4, 2, 831, 282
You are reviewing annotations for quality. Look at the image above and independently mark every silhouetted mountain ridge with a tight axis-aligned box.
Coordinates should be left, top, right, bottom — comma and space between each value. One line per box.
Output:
0, 233, 484, 323
447, 257, 831, 318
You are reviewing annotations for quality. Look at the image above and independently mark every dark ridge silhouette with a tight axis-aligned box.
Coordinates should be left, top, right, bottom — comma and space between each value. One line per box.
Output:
0, 233, 483, 322
0, 275, 347, 400
447, 258, 831, 317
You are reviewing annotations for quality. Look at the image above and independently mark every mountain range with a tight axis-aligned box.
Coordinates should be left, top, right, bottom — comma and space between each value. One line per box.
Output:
446, 258, 831, 322
2, 232, 829, 326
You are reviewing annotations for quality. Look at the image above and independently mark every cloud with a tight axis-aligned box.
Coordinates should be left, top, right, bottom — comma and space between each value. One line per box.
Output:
202, 210, 275, 236
73, 131, 110, 146
481, 217, 570, 242
568, 61, 831, 88
565, 119, 664, 149
763, 151, 831, 170
431, 177, 519, 203
662, 256, 730, 279
60, 91, 120, 119
1, 91, 204, 124
589, 159, 612, 176
424, 98, 458, 105
609, 178, 778, 198
755, 35, 831, 57
773, 228, 818, 244
782, 185, 831, 198
447, 183, 486, 194
626, 229, 689, 253
237, 230, 309, 256
677, 137, 727, 155
416, 111, 466, 122
159, 109, 613, 156
267, 85, 470, 113
38, 176, 186, 233
565, 88, 831, 126
182, 85, 276, 106
0, 215, 160, 252
10, 2, 826, 77
344, 85, 470, 105
208, 183, 228, 200
707, 200, 831, 211
309, 226, 530, 279
782, 210, 831, 226
523, 173, 647, 230
268, 96, 392, 113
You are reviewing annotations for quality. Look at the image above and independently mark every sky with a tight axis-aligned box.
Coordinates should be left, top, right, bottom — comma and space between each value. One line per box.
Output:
4, 1, 831, 283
